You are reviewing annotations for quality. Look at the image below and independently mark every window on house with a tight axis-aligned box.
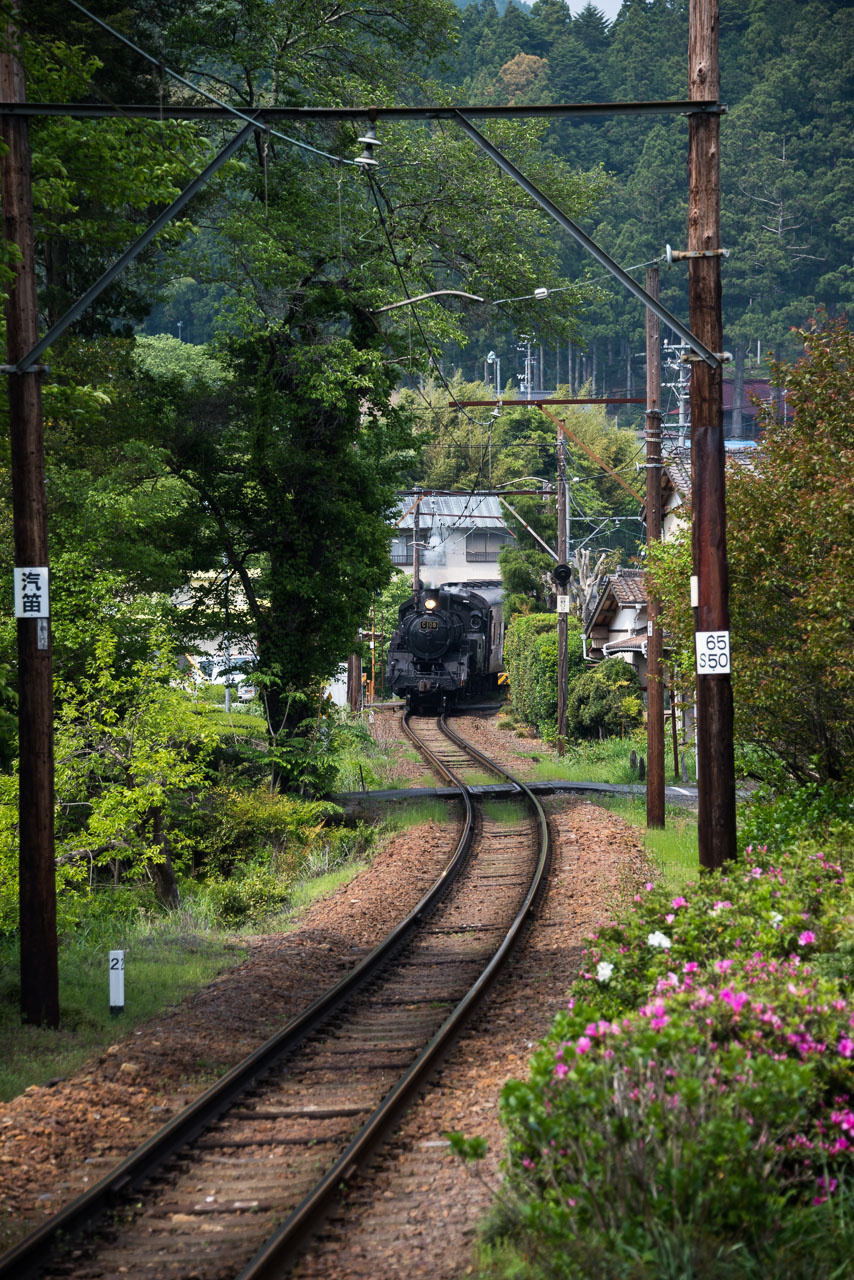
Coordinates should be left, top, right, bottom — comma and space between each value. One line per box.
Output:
466, 531, 508, 562
391, 533, 412, 565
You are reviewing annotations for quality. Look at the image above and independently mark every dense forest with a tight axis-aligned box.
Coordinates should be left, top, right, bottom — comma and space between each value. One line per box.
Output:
425, 0, 853, 398
141, 0, 854, 400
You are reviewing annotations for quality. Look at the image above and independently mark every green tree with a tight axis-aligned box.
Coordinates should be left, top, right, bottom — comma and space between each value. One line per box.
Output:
725, 317, 854, 784
648, 318, 854, 785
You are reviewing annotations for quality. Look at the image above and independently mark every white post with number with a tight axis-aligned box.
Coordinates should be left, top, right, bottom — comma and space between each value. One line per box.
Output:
109, 950, 125, 1016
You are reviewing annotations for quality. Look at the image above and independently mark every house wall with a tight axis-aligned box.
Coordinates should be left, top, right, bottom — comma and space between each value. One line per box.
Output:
390, 528, 512, 587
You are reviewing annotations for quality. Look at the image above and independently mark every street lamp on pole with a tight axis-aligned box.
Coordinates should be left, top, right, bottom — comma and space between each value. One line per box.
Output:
486, 349, 501, 396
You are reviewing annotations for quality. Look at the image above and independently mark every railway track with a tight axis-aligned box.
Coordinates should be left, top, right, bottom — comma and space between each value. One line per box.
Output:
2, 710, 549, 1280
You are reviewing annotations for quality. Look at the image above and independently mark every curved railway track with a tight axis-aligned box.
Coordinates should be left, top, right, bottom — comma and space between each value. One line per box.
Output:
2, 710, 550, 1280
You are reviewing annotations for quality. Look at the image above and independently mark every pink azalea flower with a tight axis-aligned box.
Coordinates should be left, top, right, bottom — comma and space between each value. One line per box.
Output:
839, 1038, 854, 1059
554, 1062, 569, 1078
799, 931, 816, 945
671, 896, 688, 909
576, 1036, 593, 1054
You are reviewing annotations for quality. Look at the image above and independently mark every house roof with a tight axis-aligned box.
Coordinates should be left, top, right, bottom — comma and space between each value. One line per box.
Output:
395, 493, 509, 532
603, 635, 647, 656
584, 567, 648, 633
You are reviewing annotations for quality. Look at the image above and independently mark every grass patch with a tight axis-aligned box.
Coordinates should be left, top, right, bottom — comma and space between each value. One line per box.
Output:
283, 861, 370, 918
0, 916, 243, 1101
515, 736, 697, 788
462, 770, 502, 786
381, 798, 457, 829
481, 799, 530, 825
594, 792, 699, 889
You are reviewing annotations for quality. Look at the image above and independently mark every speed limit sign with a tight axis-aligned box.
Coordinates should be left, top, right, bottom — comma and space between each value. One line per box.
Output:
695, 630, 731, 675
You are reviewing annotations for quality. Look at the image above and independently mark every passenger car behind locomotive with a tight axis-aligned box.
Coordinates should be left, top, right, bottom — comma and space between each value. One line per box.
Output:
386, 580, 504, 707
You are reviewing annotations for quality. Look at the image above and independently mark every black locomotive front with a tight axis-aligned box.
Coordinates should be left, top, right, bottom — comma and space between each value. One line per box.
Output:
387, 582, 504, 707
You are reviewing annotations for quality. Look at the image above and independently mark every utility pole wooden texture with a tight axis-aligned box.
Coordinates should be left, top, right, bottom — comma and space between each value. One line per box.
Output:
688, 0, 737, 867
645, 266, 665, 828
556, 426, 568, 756
0, 22, 59, 1025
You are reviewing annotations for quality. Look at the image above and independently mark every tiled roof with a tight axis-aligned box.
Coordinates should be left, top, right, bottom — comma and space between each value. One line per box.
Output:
583, 567, 648, 632
664, 452, 691, 499
611, 568, 648, 605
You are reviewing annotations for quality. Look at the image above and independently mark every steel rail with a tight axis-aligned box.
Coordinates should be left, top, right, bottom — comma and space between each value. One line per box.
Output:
1, 711, 549, 1280
0, 755, 476, 1280
237, 709, 550, 1279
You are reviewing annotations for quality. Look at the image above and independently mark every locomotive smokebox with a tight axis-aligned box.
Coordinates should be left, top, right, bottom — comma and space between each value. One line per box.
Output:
403, 600, 463, 661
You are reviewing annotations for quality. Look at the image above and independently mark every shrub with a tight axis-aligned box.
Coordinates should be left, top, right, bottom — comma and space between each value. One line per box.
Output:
739, 782, 854, 856
566, 656, 643, 740
504, 613, 584, 741
461, 832, 854, 1276
186, 785, 342, 877
192, 864, 292, 928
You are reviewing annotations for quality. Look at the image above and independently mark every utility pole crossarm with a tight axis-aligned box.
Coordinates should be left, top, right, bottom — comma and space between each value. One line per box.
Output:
453, 112, 722, 370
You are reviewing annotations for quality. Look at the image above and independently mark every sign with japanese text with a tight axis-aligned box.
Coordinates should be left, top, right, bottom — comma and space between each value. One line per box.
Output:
556, 595, 570, 614
695, 630, 731, 674
13, 567, 49, 618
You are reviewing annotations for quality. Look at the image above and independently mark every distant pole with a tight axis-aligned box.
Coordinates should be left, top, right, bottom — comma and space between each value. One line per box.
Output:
688, 0, 737, 867
370, 605, 376, 704
412, 486, 422, 591
556, 426, 568, 756
0, 17, 59, 1026
645, 266, 665, 828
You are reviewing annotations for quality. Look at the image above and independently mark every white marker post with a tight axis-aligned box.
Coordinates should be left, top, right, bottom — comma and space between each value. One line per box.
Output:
109, 950, 125, 1016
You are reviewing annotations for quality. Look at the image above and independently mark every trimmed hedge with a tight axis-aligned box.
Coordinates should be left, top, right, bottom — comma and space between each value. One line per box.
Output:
503, 613, 584, 741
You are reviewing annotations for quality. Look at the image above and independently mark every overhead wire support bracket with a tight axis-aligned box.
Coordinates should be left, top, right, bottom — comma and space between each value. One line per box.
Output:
0, 99, 725, 122
5, 122, 257, 373
452, 111, 722, 370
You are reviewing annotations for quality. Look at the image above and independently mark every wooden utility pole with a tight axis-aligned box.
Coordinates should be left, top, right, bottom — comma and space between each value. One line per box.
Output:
688, 0, 737, 866
645, 266, 664, 828
347, 653, 362, 713
0, 20, 59, 1025
556, 426, 568, 756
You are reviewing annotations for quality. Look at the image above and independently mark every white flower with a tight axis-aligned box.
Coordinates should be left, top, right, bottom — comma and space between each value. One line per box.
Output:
647, 930, 672, 950
596, 961, 615, 983
770, 911, 783, 929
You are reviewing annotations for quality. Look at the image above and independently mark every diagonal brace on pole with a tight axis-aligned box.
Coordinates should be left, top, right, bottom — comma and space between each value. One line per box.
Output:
7, 122, 257, 373
539, 404, 643, 503
453, 112, 721, 369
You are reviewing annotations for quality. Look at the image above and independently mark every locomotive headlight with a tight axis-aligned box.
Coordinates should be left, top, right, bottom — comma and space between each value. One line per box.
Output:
423, 593, 439, 610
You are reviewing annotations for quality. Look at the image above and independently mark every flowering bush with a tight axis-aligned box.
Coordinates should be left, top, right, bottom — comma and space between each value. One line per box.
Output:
466, 832, 854, 1276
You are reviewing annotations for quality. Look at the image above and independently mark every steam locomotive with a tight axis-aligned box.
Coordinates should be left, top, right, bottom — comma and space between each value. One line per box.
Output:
386, 580, 505, 707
